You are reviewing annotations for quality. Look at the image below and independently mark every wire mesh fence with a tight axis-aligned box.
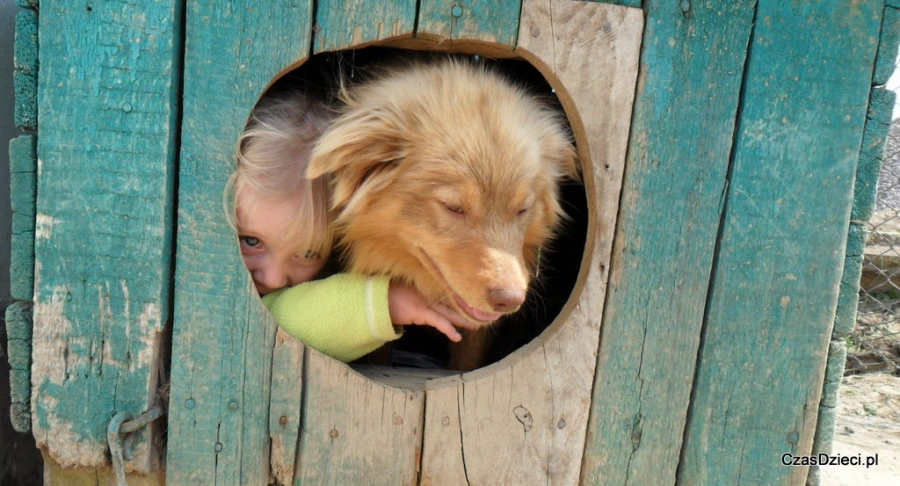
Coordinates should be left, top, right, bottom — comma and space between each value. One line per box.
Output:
851, 120, 900, 375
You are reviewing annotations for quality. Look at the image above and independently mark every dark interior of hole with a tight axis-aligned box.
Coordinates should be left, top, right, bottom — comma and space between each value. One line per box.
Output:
261, 47, 589, 369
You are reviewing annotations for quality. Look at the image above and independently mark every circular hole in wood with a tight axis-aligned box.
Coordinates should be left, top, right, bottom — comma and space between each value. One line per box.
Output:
242, 46, 588, 373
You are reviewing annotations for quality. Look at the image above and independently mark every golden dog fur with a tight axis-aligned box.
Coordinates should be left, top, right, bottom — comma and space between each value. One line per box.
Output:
308, 58, 578, 370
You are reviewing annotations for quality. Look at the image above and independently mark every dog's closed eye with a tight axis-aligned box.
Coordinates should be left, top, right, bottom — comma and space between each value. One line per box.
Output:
442, 202, 465, 215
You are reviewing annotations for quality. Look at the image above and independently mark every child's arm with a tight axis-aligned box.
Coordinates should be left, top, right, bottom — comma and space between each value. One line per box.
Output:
263, 273, 398, 362
262, 273, 472, 362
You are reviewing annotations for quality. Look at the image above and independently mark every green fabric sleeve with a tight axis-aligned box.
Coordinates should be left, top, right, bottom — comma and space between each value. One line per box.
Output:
262, 274, 401, 362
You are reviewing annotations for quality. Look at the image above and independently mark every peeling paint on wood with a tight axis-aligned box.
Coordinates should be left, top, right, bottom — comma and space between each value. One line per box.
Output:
680, 2, 883, 484
30, 0, 180, 474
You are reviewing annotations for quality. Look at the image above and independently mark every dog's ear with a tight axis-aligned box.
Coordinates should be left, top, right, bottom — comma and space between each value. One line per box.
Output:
543, 130, 580, 183
554, 144, 580, 182
307, 111, 406, 210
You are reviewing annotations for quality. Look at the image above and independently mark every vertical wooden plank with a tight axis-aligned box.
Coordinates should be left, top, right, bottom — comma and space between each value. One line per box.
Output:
13, 8, 37, 131
580, 1, 757, 484
30, 0, 181, 474
9, 134, 36, 301
268, 329, 304, 486
287, 6, 426, 484
679, 2, 883, 485
165, 2, 314, 484
419, 2, 642, 484
295, 353, 425, 485
313, 0, 417, 53
872, 4, 900, 86
5, 301, 33, 432
418, 0, 521, 47
853, 87, 896, 224
598, 0, 641, 8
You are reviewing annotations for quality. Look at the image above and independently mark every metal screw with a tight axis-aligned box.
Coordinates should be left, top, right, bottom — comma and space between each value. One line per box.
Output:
451, 5, 463, 18
185, 398, 195, 409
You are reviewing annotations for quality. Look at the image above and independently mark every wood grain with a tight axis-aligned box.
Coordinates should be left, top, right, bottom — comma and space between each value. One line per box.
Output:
165, 2, 313, 484
419, 2, 642, 484
9, 134, 36, 301
13, 8, 37, 130
679, 3, 883, 484
418, 0, 521, 48
30, 0, 180, 473
296, 353, 425, 485
314, 0, 417, 53
580, 1, 757, 484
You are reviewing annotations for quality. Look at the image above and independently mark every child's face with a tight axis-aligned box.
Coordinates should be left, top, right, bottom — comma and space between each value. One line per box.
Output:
236, 195, 326, 295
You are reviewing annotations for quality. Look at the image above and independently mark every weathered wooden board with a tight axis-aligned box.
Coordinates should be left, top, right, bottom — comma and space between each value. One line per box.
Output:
5, 301, 33, 433
873, 4, 900, 86
679, 2, 883, 485
852, 87, 896, 224
13, 8, 37, 131
418, 0, 521, 47
580, 1, 757, 484
280, 4, 425, 484
267, 328, 305, 486
165, 2, 314, 484
419, 2, 642, 484
9, 134, 36, 301
30, 0, 180, 474
296, 353, 426, 485
314, 0, 417, 53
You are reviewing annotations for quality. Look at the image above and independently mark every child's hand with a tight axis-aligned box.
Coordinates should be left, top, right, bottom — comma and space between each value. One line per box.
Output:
388, 282, 478, 342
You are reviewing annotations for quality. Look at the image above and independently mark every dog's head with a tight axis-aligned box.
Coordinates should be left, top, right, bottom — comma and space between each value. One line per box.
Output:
308, 59, 578, 326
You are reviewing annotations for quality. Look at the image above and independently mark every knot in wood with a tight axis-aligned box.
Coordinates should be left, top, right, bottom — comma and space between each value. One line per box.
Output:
513, 405, 533, 432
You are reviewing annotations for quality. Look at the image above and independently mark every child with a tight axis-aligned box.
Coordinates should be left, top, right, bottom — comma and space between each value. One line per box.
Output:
229, 90, 471, 362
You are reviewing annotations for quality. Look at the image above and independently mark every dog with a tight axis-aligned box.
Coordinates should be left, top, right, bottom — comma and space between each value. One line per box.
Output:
307, 58, 579, 371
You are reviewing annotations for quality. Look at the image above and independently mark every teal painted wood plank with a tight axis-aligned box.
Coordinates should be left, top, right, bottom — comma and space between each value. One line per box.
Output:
9, 135, 36, 301
5, 301, 33, 433
852, 87, 895, 223
873, 5, 900, 85
594, 0, 641, 8
418, 0, 521, 47
30, 1, 181, 473
580, 2, 757, 484
313, 0, 417, 52
14, 8, 37, 130
679, 3, 883, 485
166, 2, 314, 484
832, 223, 867, 339
15, 0, 38, 9
808, 341, 846, 486
818, 341, 848, 411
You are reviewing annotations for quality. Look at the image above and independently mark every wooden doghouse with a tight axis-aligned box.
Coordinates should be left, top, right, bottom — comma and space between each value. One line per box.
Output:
7, 0, 898, 484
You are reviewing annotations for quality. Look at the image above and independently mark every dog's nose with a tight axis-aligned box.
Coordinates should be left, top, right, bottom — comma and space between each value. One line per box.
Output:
488, 288, 526, 313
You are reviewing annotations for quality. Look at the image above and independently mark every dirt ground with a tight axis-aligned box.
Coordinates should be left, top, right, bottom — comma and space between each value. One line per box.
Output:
818, 372, 900, 485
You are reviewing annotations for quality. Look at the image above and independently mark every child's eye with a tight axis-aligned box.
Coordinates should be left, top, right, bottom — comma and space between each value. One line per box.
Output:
240, 236, 261, 248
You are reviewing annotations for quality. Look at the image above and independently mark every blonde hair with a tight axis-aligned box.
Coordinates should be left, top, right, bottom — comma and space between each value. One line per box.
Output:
227, 92, 335, 260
